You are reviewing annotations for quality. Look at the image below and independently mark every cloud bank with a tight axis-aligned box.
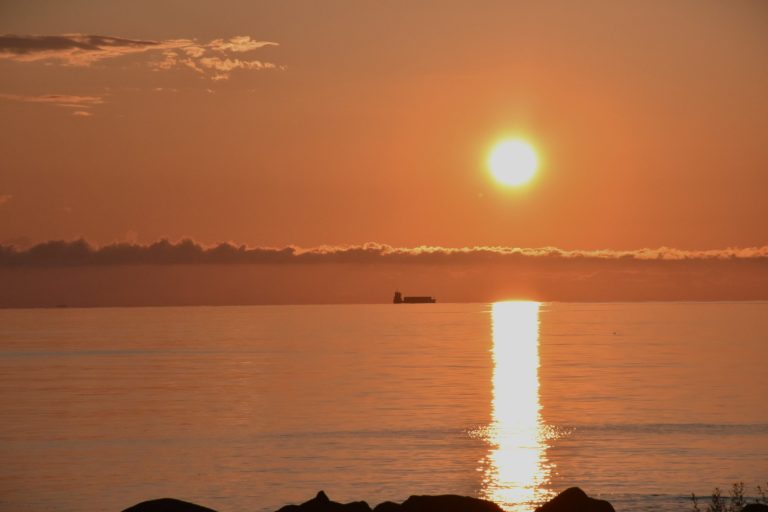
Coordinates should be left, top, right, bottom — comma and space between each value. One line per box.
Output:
0, 34, 280, 80
2, 239, 767, 306
1, 238, 768, 266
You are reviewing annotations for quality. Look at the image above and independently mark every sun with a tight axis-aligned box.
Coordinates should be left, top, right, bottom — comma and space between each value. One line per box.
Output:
488, 139, 539, 186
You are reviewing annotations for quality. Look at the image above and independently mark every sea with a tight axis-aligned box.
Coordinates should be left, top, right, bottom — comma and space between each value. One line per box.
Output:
0, 302, 766, 512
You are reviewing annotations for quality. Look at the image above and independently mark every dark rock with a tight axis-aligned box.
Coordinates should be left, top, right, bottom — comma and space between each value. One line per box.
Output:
275, 491, 372, 512
535, 488, 614, 512
124, 489, 617, 512
345, 501, 374, 512
399, 495, 504, 512
743, 505, 768, 512
373, 501, 402, 512
122, 497, 217, 512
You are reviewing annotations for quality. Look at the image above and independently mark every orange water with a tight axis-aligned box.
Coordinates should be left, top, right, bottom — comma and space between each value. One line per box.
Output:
1, 302, 766, 511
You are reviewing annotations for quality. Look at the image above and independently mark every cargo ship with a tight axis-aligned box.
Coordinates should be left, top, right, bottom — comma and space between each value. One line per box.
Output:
393, 291, 436, 304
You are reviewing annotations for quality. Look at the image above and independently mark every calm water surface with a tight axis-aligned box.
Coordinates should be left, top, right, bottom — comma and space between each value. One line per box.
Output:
1, 302, 766, 512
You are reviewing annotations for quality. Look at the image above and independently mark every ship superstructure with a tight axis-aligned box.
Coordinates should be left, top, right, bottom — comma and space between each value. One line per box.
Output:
393, 291, 436, 304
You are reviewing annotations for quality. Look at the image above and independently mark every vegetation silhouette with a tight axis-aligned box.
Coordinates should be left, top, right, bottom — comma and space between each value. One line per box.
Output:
691, 482, 768, 512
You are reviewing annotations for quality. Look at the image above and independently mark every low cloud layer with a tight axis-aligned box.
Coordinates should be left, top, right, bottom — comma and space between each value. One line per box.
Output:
1, 239, 768, 266
0, 34, 280, 80
3, 239, 767, 306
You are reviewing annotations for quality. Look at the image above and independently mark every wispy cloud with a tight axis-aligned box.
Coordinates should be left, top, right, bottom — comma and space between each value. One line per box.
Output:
0, 34, 177, 65
208, 36, 277, 53
0, 93, 104, 114
0, 92, 103, 107
0, 34, 281, 80
197, 56, 278, 81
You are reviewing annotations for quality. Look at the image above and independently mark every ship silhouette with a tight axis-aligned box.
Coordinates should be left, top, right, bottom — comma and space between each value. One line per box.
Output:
393, 291, 436, 304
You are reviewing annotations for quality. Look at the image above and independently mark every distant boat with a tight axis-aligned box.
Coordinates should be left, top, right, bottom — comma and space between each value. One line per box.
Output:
393, 291, 436, 304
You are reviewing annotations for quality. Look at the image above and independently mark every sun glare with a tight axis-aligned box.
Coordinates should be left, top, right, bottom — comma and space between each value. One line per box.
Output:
479, 301, 552, 511
488, 139, 539, 187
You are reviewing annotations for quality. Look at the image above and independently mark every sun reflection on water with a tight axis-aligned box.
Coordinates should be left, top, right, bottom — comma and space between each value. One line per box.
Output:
480, 301, 553, 511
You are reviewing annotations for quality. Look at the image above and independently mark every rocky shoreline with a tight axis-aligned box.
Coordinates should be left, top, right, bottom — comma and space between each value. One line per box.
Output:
122, 487, 617, 512
122, 488, 768, 512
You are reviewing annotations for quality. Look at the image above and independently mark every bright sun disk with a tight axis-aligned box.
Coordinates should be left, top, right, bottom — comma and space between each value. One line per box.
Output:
488, 139, 539, 186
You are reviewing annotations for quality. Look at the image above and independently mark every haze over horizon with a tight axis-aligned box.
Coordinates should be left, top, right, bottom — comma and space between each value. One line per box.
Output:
1, 237, 768, 307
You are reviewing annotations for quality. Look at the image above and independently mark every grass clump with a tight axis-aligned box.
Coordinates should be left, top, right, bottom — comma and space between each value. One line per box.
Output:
691, 482, 767, 512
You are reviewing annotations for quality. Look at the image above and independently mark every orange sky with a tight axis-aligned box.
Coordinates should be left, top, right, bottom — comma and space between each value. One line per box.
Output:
1, 0, 767, 252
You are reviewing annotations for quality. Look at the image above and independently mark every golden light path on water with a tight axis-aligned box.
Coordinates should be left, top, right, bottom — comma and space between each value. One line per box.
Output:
479, 301, 554, 512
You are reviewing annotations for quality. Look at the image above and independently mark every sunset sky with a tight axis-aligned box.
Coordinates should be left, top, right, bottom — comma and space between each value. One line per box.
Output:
1, 1, 767, 305
2, 0, 767, 249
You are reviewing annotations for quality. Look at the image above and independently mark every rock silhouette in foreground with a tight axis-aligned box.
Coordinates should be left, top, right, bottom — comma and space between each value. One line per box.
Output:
535, 488, 615, 512
122, 497, 217, 512
122, 488, 611, 512
276, 491, 372, 512
388, 494, 504, 512
742, 505, 768, 512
